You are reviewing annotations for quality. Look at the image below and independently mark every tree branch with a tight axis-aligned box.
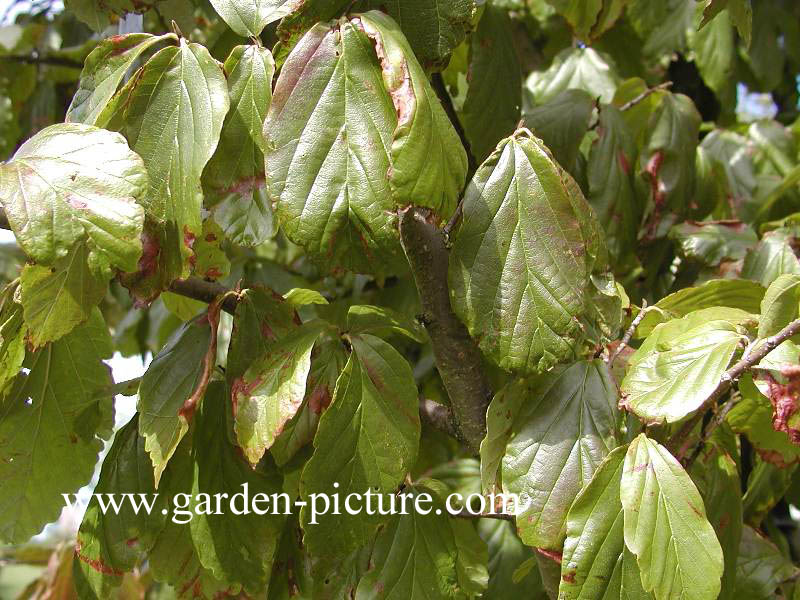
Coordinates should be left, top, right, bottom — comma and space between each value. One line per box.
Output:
419, 397, 458, 438
451, 509, 515, 522
607, 300, 648, 365
399, 206, 493, 453
670, 317, 800, 457
618, 81, 673, 112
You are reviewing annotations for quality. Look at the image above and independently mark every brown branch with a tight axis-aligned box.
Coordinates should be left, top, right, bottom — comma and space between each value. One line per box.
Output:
451, 509, 515, 522
670, 317, 800, 458
399, 206, 493, 453
607, 300, 648, 365
618, 81, 673, 112
419, 397, 458, 438
167, 278, 238, 315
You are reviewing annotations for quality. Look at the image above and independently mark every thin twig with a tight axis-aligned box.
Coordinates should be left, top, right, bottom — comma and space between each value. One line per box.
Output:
618, 81, 673, 112
607, 300, 648, 365
670, 317, 800, 458
451, 509, 515, 522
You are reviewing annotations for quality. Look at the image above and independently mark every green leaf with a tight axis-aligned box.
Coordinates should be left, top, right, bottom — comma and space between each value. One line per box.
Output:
356, 11, 468, 215
690, 3, 735, 99
265, 14, 466, 274
640, 93, 702, 223
138, 314, 215, 487
300, 333, 420, 560
728, 374, 800, 467
546, 0, 603, 41
0, 123, 146, 271
102, 39, 228, 282
271, 336, 348, 467
19, 243, 107, 347
346, 304, 426, 343
480, 379, 526, 494
64, 0, 156, 31
231, 321, 322, 466
700, 0, 752, 48
635, 280, 763, 338
204, 45, 276, 248
621, 434, 724, 600
559, 446, 652, 600
758, 274, 800, 339
621, 316, 745, 424
264, 21, 402, 275
587, 104, 639, 260
209, 0, 295, 37
689, 425, 743, 600
357, 0, 475, 70
66, 33, 176, 126
354, 479, 488, 599
460, 4, 521, 162
0, 310, 113, 543
734, 525, 798, 599
669, 221, 757, 267
226, 286, 299, 384
502, 360, 620, 549
284, 287, 329, 307
161, 290, 207, 321
189, 382, 285, 594
742, 458, 796, 526
523, 89, 594, 174
191, 218, 230, 281
742, 230, 800, 290
525, 47, 620, 105
75, 416, 167, 597
449, 131, 611, 373
479, 519, 547, 598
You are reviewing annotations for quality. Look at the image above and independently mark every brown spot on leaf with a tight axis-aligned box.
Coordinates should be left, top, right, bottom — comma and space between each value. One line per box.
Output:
562, 571, 576, 583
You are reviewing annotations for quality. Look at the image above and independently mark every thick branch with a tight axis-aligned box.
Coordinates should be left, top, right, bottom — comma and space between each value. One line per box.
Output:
399, 206, 493, 453
670, 317, 800, 456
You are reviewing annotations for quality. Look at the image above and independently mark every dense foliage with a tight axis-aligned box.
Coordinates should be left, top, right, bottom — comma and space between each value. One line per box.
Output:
1, 0, 800, 598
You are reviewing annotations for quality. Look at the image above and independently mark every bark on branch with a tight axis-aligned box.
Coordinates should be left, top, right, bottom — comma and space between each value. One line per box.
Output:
399, 206, 493, 453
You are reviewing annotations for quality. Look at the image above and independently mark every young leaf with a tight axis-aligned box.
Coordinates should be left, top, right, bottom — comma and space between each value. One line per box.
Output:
189, 382, 286, 594
66, 33, 177, 126
0, 310, 113, 543
620, 317, 745, 424
101, 39, 229, 281
559, 446, 651, 600
205, 45, 276, 248
138, 314, 216, 487
449, 131, 610, 373
459, 3, 521, 163
231, 321, 323, 466
209, 0, 295, 37
263, 21, 404, 275
502, 360, 620, 549
0, 123, 146, 271
354, 479, 489, 599
621, 434, 724, 600
19, 243, 107, 347
300, 333, 420, 560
